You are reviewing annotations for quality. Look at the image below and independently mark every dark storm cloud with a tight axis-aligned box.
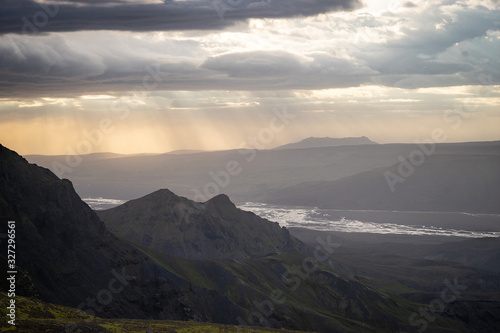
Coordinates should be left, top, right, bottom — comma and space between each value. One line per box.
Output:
0, 0, 362, 34
0, 0, 498, 98
0, 40, 375, 98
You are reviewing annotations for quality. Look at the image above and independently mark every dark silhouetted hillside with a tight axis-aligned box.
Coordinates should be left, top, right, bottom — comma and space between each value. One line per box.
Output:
0, 144, 247, 321
263, 154, 500, 213
97, 189, 303, 259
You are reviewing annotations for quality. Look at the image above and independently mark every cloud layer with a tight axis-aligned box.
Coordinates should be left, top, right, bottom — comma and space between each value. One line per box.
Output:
0, 0, 362, 34
1, 0, 499, 154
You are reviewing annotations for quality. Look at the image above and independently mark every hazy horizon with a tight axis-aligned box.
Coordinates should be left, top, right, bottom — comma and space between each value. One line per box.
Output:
1, 0, 499, 155
17, 136, 500, 156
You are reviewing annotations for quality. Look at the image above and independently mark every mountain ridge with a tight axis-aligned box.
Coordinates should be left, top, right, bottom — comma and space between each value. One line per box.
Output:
97, 189, 304, 260
274, 136, 377, 150
262, 154, 500, 213
0, 144, 247, 321
24, 140, 500, 203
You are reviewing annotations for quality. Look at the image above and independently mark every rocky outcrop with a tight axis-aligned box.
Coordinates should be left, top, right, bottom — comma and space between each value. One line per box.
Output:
98, 189, 304, 259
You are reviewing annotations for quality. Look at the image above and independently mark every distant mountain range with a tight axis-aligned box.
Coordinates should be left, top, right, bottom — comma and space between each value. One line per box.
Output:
274, 136, 377, 149
26, 140, 500, 214
263, 153, 500, 213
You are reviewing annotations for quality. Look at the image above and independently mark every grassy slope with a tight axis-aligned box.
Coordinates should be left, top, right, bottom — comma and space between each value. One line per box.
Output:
0, 293, 308, 333
131, 244, 467, 333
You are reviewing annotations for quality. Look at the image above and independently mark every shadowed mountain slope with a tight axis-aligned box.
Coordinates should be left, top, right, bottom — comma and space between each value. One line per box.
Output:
97, 189, 304, 260
0, 144, 248, 321
263, 154, 500, 213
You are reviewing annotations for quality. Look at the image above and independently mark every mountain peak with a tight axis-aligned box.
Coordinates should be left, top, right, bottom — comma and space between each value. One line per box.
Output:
275, 136, 377, 150
147, 188, 179, 199
98, 190, 304, 259
207, 193, 234, 206
120, 188, 185, 208
0, 143, 193, 319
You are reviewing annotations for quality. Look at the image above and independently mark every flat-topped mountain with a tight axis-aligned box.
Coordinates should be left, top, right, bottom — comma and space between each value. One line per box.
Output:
97, 189, 304, 259
274, 136, 377, 150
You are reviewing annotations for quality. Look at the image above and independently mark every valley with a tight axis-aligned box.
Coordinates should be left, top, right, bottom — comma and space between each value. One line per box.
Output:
1, 140, 499, 332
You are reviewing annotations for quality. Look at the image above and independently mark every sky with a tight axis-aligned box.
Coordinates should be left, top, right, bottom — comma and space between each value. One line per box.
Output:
0, 0, 499, 155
